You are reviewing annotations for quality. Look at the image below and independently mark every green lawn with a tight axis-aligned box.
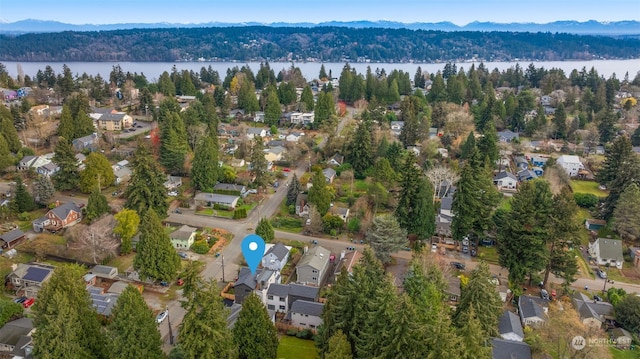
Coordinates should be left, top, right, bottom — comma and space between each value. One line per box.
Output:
610, 347, 639, 359
571, 180, 608, 198
277, 336, 318, 359
271, 217, 303, 233
478, 246, 500, 265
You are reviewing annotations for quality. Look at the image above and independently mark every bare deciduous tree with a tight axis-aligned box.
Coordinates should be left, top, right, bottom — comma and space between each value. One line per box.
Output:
426, 166, 460, 202
66, 215, 119, 264
186, 123, 208, 151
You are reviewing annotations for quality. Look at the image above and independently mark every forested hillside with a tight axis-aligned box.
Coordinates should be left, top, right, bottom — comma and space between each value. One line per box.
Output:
1, 26, 639, 62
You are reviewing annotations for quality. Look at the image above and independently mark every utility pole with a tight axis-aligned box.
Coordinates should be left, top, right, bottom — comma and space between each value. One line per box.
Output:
166, 306, 174, 345
221, 255, 225, 282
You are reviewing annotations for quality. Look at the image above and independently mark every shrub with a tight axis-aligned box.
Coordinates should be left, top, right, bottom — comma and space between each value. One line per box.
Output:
191, 240, 211, 254
573, 193, 599, 208
17, 212, 30, 221
0, 300, 24, 327
233, 208, 247, 219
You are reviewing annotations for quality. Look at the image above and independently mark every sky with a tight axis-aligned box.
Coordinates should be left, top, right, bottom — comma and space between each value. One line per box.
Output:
1, 0, 639, 25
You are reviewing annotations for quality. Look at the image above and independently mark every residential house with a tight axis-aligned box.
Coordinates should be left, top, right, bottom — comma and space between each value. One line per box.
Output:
329, 206, 349, 222
17, 156, 38, 171
390, 121, 404, 136
32, 202, 83, 233
247, 127, 268, 139
572, 292, 614, 330
327, 153, 344, 167
492, 338, 532, 359
532, 166, 544, 177
288, 284, 320, 309
290, 300, 324, 330
230, 158, 246, 168
518, 296, 548, 327
611, 328, 633, 350
194, 193, 240, 209
322, 168, 336, 184
585, 219, 607, 231
498, 311, 524, 342
517, 169, 538, 182
75, 153, 86, 170
446, 276, 461, 302
428, 127, 439, 139
229, 109, 245, 121
0, 229, 27, 249
253, 111, 265, 123
407, 146, 421, 156
96, 113, 133, 131
557, 155, 585, 177
493, 171, 518, 190
589, 238, 623, 269
285, 131, 304, 143
90, 265, 118, 280
262, 243, 291, 271
233, 267, 280, 304
87, 285, 119, 317
264, 146, 286, 162
170, 225, 197, 249
72, 133, 99, 151
112, 160, 132, 185
497, 130, 519, 143
531, 156, 549, 168
266, 283, 290, 312
288, 112, 315, 126
214, 183, 248, 197
295, 194, 310, 217
164, 175, 182, 189
6, 263, 54, 297
335, 250, 363, 276
37, 162, 60, 177
514, 156, 529, 170
296, 246, 331, 286
0, 318, 34, 355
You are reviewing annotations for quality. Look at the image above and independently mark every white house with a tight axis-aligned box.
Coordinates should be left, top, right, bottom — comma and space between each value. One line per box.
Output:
247, 128, 268, 139
290, 300, 324, 330
493, 171, 518, 190
518, 296, 548, 328
589, 238, 624, 269
498, 311, 524, 342
556, 155, 585, 177
262, 243, 291, 271
265, 283, 290, 312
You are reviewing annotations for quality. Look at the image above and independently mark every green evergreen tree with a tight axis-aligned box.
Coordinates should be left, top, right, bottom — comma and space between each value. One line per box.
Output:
314, 91, 336, 128
264, 89, 282, 126
125, 144, 168, 218
249, 135, 269, 188
427, 72, 447, 102
385, 141, 404, 172
457, 305, 492, 359
57, 105, 75, 141
497, 180, 554, 287
179, 283, 236, 358
544, 187, 580, 288
11, 176, 35, 213
0, 115, 21, 153
372, 157, 397, 188
191, 134, 219, 192
85, 187, 110, 222
366, 214, 407, 265
134, 210, 181, 281
33, 265, 108, 359
477, 120, 499, 165
256, 217, 274, 243
233, 293, 279, 359
632, 125, 640, 146
599, 135, 640, 218
453, 261, 502, 337
460, 131, 478, 162
0, 135, 13, 172
346, 120, 374, 178
79, 152, 115, 193
113, 209, 139, 255
308, 170, 332, 215
52, 136, 80, 191
286, 172, 301, 206
32, 175, 55, 206
614, 183, 640, 241
108, 285, 164, 359
552, 103, 567, 139
300, 85, 315, 112
325, 330, 352, 359
395, 153, 435, 240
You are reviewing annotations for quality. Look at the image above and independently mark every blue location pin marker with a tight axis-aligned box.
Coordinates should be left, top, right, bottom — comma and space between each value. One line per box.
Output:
241, 234, 266, 275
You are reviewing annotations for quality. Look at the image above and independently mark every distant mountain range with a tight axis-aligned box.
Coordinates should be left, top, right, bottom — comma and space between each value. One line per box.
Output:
1, 19, 639, 36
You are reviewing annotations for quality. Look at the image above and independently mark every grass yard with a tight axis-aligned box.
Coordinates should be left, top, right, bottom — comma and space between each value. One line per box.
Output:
478, 246, 500, 265
271, 217, 303, 233
277, 336, 318, 359
610, 347, 639, 359
571, 180, 608, 198
107, 254, 135, 273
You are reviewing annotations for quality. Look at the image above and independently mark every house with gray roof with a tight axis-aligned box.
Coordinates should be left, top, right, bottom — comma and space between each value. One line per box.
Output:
322, 168, 336, 183
517, 169, 538, 182
492, 338, 531, 359
446, 276, 461, 302
37, 162, 60, 177
295, 194, 310, 217
497, 130, 519, 143
32, 202, 83, 233
72, 133, 99, 151
571, 292, 614, 330
0, 318, 34, 355
290, 300, 324, 330
296, 246, 331, 286
194, 192, 240, 209
170, 225, 197, 249
6, 263, 55, 298
262, 243, 291, 271
90, 265, 118, 279
233, 267, 280, 304
0, 229, 26, 249
87, 285, 119, 317
611, 328, 633, 350
518, 295, 548, 327
266, 283, 291, 312
498, 311, 524, 342
288, 284, 320, 308
493, 171, 518, 190
589, 238, 623, 269
213, 183, 247, 197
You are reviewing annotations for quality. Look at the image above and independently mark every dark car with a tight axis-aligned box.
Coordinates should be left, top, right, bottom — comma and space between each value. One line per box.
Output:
594, 295, 603, 302
173, 208, 182, 214
451, 262, 466, 270
177, 252, 188, 260
13, 296, 27, 304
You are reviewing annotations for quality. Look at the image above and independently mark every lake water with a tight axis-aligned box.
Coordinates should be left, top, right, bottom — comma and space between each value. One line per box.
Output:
2, 59, 640, 82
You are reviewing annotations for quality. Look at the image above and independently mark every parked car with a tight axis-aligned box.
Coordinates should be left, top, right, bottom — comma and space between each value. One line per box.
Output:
176, 278, 184, 286
160, 281, 169, 287
596, 268, 607, 279
168, 190, 178, 197
540, 289, 550, 300
451, 262, 465, 270
283, 167, 291, 172
462, 245, 469, 254
431, 244, 438, 253
13, 296, 27, 304
156, 310, 168, 324
173, 208, 182, 214
178, 252, 188, 260
594, 294, 603, 302
22, 298, 35, 308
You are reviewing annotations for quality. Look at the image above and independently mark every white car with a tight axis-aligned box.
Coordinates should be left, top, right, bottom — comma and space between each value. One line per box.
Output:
156, 310, 168, 324
431, 244, 438, 253
168, 191, 178, 197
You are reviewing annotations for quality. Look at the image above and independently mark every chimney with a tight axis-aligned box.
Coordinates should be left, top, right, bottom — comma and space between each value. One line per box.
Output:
10, 264, 17, 271
55, 200, 60, 207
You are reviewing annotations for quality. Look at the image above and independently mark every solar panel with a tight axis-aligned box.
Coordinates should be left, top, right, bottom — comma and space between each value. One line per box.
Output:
22, 267, 51, 282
